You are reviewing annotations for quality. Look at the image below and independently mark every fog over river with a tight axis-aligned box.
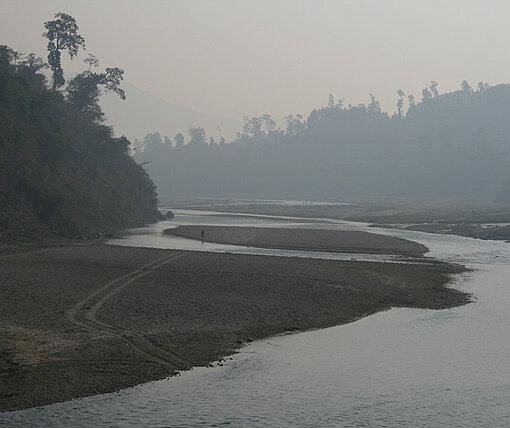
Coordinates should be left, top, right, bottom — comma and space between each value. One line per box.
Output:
4, 209, 510, 427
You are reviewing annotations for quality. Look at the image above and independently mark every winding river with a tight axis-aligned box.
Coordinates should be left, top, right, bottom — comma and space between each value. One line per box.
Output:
3, 208, 510, 427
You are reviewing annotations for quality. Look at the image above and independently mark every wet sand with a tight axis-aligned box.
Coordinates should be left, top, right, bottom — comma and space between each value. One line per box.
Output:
166, 225, 428, 256
0, 240, 468, 412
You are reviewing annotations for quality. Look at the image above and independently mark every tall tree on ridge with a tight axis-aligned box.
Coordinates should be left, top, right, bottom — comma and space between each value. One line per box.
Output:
368, 93, 381, 114
174, 133, 184, 147
262, 114, 276, 133
43, 12, 85, 91
188, 126, 207, 145
421, 87, 432, 101
407, 94, 415, 113
461, 80, 473, 93
430, 81, 439, 98
328, 93, 335, 109
397, 89, 405, 118
67, 64, 126, 122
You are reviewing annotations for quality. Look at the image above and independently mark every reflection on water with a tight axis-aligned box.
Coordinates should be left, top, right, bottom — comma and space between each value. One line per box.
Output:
4, 208, 510, 426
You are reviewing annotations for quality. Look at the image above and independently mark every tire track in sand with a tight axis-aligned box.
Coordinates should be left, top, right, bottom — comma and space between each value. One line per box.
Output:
67, 252, 190, 369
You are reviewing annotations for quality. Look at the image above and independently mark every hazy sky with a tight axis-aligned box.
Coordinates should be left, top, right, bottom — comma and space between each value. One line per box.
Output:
2, 0, 510, 119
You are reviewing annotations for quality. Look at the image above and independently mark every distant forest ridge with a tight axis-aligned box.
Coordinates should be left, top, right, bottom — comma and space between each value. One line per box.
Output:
136, 81, 510, 202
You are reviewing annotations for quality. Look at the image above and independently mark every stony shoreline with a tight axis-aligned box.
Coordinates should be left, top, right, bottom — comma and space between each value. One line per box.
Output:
165, 225, 428, 256
0, 235, 469, 412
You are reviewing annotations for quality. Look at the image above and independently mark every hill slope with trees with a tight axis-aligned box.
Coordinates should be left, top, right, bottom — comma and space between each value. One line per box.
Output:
0, 16, 160, 241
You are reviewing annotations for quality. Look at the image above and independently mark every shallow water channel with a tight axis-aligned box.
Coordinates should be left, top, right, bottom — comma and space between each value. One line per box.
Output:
4, 209, 510, 426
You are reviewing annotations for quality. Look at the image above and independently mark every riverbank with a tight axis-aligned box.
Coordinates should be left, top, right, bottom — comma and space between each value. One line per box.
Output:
0, 242, 468, 412
165, 225, 428, 256
165, 197, 510, 241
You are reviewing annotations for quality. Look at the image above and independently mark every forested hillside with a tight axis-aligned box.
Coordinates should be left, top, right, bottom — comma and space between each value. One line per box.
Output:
137, 82, 510, 201
0, 43, 160, 241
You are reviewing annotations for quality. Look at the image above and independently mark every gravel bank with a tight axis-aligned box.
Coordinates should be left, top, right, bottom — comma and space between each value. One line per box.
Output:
165, 225, 428, 256
0, 243, 468, 412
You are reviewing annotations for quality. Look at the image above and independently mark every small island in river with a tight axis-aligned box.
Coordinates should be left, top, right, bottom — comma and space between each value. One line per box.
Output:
165, 225, 428, 256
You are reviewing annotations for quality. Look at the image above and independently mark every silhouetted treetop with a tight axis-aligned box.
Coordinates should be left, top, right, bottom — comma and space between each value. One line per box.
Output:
43, 12, 85, 91
67, 65, 126, 122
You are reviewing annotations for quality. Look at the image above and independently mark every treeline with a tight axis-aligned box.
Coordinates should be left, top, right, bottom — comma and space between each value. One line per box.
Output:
136, 81, 510, 201
0, 14, 160, 240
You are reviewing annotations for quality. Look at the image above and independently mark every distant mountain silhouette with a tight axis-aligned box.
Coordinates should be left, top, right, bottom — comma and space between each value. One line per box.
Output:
99, 81, 241, 142
135, 83, 510, 201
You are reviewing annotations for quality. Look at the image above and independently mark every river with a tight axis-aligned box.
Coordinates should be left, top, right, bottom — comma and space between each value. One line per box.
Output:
3, 208, 510, 427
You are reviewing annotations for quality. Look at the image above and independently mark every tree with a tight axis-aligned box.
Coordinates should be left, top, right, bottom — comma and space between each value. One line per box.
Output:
328, 93, 335, 109
396, 89, 405, 117
174, 133, 184, 147
0, 45, 16, 67
243, 116, 264, 138
43, 13, 85, 91
84, 53, 99, 71
131, 138, 143, 153
295, 114, 304, 133
285, 114, 305, 135
188, 126, 206, 145
262, 114, 276, 133
150, 132, 162, 145
430, 81, 439, 98
368, 93, 381, 114
477, 82, 489, 92
66, 72, 102, 119
67, 66, 125, 122
407, 94, 415, 111
0, 47, 48, 90
461, 80, 473, 105
142, 133, 162, 148
19, 53, 47, 74
461, 80, 473, 93
285, 114, 296, 135
421, 87, 432, 101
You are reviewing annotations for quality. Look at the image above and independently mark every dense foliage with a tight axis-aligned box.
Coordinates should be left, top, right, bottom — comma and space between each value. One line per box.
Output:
0, 45, 160, 240
136, 83, 510, 201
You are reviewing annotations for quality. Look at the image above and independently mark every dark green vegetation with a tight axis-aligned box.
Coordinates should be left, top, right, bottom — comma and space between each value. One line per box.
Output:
138, 82, 510, 201
0, 16, 160, 241
0, 244, 468, 411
